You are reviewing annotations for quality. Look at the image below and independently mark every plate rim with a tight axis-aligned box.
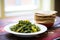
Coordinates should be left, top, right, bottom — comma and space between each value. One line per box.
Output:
4, 23, 47, 35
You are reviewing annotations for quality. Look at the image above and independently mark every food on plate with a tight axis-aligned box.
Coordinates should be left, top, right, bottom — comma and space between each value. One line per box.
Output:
10, 20, 40, 33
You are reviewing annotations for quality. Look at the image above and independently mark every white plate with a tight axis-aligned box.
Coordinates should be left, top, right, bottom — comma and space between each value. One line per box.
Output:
4, 23, 47, 37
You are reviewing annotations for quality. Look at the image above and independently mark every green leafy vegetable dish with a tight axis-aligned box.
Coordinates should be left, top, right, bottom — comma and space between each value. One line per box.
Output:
10, 20, 40, 33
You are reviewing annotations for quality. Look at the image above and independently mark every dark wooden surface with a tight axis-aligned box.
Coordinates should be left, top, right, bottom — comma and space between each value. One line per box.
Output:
0, 16, 60, 40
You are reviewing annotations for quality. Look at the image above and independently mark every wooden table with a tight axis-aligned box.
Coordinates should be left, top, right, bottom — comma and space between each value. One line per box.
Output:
0, 16, 60, 40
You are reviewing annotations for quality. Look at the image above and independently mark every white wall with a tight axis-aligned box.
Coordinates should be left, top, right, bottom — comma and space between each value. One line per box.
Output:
5, 10, 34, 17
5, 0, 55, 17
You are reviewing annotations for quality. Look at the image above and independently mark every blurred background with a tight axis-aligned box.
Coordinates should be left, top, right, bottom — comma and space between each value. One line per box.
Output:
0, 0, 60, 18
55, 0, 60, 16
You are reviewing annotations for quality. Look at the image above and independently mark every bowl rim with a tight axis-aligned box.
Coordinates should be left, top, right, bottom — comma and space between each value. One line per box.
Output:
4, 23, 47, 35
